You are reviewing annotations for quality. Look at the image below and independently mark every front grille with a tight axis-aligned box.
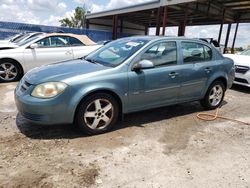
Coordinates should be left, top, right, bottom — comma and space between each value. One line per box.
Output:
235, 65, 249, 74
19, 80, 31, 93
235, 78, 249, 84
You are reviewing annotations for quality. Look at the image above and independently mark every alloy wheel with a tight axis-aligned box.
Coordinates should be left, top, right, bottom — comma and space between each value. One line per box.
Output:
83, 99, 114, 130
0, 63, 18, 81
209, 84, 223, 107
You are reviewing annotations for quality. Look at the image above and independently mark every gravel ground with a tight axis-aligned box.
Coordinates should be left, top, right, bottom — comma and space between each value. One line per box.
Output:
0, 82, 249, 188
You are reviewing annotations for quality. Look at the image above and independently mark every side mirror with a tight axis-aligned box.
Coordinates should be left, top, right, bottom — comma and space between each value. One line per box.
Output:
132, 60, 154, 72
30, 43, 38, 49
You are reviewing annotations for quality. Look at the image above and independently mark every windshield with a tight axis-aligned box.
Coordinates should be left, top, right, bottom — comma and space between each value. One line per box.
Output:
85, 38, 149, 67
13, 33, 30, 43
240, 49, 250, 56
17, 35, 42, 46
8, 34, 25, 42
5, 34, 19, 40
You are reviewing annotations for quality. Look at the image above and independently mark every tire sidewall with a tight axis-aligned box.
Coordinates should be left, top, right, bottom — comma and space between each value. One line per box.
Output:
75, 93, 119, 135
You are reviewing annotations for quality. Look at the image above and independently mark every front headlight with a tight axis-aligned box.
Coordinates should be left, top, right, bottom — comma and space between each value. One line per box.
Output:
31, 82, 67, 99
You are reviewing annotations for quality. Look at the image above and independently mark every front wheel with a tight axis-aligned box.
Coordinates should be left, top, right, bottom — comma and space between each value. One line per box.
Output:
0, 61, 22, 83
75, 93, 119, 135
200, 81, 225, 110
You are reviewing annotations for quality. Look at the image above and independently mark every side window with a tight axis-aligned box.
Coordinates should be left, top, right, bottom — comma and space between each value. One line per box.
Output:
36, 36, 70, 48
181, 42, 212, 63
204, 46, 212, 61
50, 36, 69, 47
141, 42, 177, 67
36, 37, 50, 47
69, 37, 84, 46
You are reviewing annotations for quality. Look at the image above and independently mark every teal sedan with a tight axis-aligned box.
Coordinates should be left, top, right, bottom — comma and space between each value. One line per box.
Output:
15, 36, 235, 135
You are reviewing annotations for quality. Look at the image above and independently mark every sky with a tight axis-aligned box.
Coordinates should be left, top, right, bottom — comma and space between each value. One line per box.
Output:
0, 0, 249, 48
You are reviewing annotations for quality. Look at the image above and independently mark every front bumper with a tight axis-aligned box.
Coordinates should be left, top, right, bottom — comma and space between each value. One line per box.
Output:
15, 80, 75, 125
234, 72, 250, 87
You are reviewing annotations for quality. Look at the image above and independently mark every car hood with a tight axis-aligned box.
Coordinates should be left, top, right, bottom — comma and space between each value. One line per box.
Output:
223, 54, 250, 67
24, 59, 111, 85
0, 42, 18, 50
0, 40, 9, 44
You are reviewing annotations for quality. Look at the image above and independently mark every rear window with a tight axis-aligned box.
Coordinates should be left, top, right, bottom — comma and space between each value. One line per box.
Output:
181, 42, 212, 63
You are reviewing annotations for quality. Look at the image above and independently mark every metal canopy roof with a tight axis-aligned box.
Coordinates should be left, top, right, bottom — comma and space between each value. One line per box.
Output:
86, 0, 250, 27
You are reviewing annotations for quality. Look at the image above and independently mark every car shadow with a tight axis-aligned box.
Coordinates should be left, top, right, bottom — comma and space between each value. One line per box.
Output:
230, 84, 250, 94
16, 101, 227, 140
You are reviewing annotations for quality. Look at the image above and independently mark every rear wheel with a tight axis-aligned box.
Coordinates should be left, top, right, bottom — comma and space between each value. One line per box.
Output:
75, 93, 119, 135
200, 81, 225, 110
0, 60, 22, 82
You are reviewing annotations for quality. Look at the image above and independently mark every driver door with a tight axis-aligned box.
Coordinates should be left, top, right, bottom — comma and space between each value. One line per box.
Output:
23, 36, 74, 70
128, 41, 181, 112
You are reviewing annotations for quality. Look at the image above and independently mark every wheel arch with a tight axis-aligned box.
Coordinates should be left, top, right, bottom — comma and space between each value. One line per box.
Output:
212, 76, 227, 88
202, 74, 228, 98
73, 89, 123, 123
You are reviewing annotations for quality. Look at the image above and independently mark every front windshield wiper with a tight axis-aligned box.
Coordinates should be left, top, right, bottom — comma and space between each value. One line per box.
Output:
82, 57, 101, 65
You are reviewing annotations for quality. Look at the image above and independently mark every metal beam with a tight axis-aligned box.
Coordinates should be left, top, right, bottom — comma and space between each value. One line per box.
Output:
162, 6, 168, 36
155, 7, 162, 35
112, 15, 118, 40
178, 4, 188, 36
224, 23, 232, 53
218, 9, 225, 44
231, 22, 239, 54
145, 26, 148, 35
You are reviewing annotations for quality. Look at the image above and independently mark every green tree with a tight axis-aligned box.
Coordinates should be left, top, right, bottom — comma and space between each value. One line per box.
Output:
60, 7, 85, 28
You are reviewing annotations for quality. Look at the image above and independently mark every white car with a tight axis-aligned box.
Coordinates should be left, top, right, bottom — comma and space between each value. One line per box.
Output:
0, 32, 44, 48
224, 49, 250, 87
0, 33, 102, 82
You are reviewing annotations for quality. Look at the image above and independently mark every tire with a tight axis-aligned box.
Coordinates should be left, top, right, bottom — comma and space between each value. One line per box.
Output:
200, 81, 226, 110
0, 60, 22, 83
75, 93, 119, 135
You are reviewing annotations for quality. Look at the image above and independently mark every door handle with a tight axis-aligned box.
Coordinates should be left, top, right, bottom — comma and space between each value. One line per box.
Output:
205, 67, 212, 73
65, 51, 72, 55
169, 72, 179, 78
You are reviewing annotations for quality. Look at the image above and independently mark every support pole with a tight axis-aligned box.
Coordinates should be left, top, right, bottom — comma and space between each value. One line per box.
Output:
155, 7, 162, 36
178, 6, 187, 36
145, 26, 148, 35
112, 15, 118, 40
231, 22, 239, 54
120, 18, 123, 33
218, 9, 225, 44
86, 19, 89, 29
224, 23, 232, 54
162, 6, 168, 36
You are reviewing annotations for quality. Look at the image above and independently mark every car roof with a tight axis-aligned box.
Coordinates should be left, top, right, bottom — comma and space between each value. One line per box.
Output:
45, 33, 96, 45
118, 36, 209, 43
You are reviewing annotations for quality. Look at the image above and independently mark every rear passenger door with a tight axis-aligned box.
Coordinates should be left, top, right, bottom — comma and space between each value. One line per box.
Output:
178, 41, 216, 101
24, 36, 73, 70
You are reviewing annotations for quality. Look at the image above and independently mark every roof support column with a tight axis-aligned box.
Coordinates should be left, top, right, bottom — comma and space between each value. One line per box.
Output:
156, 7, 162, 36
86, 19, 89, 29
218, 9, 225, 44
224, 23, 232, 54
162, 6, 168, 36
120, 18, 123, 33
178, 5, 188, 36
231, 22, 239, 54
145, 26, 149, 35
112, 15, 118, 40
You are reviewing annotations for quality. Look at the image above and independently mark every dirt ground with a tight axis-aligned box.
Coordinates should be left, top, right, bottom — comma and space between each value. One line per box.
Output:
0, 82, 249, 188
